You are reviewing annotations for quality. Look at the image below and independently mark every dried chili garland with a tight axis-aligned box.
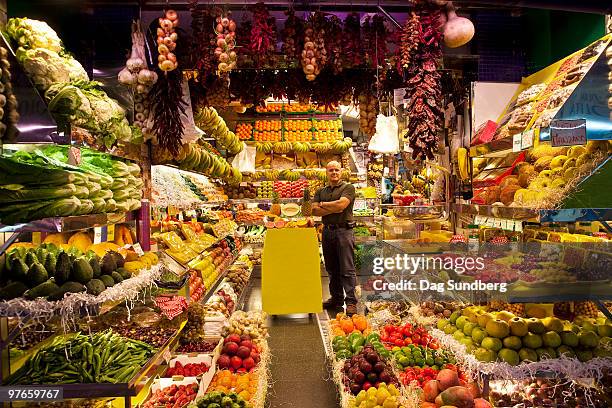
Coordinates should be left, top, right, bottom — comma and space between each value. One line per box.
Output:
150, 69, 186, 155
404, 6, 444, 160
249, 2, 277, 67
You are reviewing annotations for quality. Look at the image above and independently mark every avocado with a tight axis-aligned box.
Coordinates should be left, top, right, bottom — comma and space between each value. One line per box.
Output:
24, 280, 60, 300
42, 242, 59, 255
99, 274, 115, 288
10, 258, 28, 282
70, 257, 93, 284
89, 257, 101, 278
48, 281, 86, 301
26, 263, 48, 286
35, 247, 47, 264
44, 252, 57, 276
85, 279, 106, 296
108, 251, 125, 268
100, 253, 117, 275
116, 267, 131, 280
0, 281, 28, 300
111, 271, 124, 284
24, 251, 38, 267
54, 252, 71, 284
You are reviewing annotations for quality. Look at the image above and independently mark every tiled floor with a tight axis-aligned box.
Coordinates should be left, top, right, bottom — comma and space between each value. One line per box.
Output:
243, 267, 339, 407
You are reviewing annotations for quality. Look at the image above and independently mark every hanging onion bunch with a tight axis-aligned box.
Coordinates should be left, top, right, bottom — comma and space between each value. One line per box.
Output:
343, 13, 362, 68
358, 92, 379, 137
150, 69, 186, 154
214, 10, 237, 74
281, 9, 304, 66
302, 12, 327, 81
0, 46, 19, 142
157, 9, 179, 72
249, 2, 277, 67
404, 6, 444, 160
400, 12, 420, 73
119, 21, 158, 93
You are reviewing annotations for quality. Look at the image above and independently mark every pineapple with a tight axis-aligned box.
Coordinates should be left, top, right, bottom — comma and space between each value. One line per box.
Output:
270, 192, 281, 216
301, 187, 312, 216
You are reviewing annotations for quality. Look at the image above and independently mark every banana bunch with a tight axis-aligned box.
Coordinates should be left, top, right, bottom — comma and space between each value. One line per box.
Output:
329, 137, 353, 154
280, 169, 301, 181
457, 147, 470, 181
316, 170, 328, 181
256, 142, 273, 153
313, 142, 331, 154
273, 141, 292, 154
256, 154, 272, 169
265, 170, 279, 180
250, 171, 264, 181
303, 169, 319, 179
292, 142, 311, 153
195, 107, 243, 155
341, 169, 351, 181
176, 142, 238, 182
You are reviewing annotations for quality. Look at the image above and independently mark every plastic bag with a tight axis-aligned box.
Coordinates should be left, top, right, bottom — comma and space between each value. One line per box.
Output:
368, 114, 399, 154
231, 143, 256, 173
180, 79, 203, 144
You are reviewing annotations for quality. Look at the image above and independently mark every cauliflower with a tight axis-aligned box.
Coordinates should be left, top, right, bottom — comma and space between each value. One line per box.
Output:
6, 18, 62, 52
16, 48, 88, 91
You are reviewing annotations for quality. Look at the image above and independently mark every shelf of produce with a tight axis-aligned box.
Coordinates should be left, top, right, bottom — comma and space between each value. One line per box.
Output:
452, 203, 612, 223
229, 198, 302, 204
0, 211, 138, 233
198, 256, 238, 306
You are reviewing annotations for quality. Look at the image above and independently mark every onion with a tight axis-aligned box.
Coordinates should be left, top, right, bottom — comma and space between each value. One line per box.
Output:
165, 10, 178, 21
306, 74, 316, 81
214, 47, 223, 57
136, 83, 147, 93
166, 53, 177, 62
163, 36, 173, 46
135, 112, 146, 121
159, 60, 175, 71
305, 41, 315, 49
306, 50, 315, 58
229, 51, 237, 60
304, 64, 315, 74
219, 53, 230, 63
169, 32, 177, 42
156, 28, 165, 37
158, 44, 169, 54
217, 38, 227, 48
229, 21, 236, 31
158, 54, 167, 63
118, 67, 136, 85
137, 69, 156, 85
216, 23, 224, 33
126, 57, 145, 72
160, 18, 173, 31
219, 62, 229, 71
221, 17, 230, 27
134, 103, 145, 112
443, 9, 475, 48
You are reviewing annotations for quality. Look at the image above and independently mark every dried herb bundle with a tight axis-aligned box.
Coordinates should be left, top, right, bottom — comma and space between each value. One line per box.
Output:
150, 70, 186, 155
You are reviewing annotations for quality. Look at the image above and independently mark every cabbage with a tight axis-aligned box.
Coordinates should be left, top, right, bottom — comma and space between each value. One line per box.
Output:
15, 48, 88, 92
46, 81, 133, 148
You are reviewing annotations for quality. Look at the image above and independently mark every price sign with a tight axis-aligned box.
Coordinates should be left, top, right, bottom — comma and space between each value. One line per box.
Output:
474, 215, 486, 225
550, 119, 587, 147
93, 226, 103, 244
521, 128, 535, 150
353, 199, 367, 210
67, 146, 81, 166
107, 224, 115, 242
132, 243, 145, 256
0, 386, 63, 402
512, 133, 522, 152
31, 232, 42, 245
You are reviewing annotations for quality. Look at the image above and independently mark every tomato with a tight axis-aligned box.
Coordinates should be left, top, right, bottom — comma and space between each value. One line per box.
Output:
381, 334, 389, 342
428, 342, 439, 350
384, 325, 395, 334
403, 338, 413, 345
394, 338, 404, 346
402, 327, 413, 337
412, 334, 421, 343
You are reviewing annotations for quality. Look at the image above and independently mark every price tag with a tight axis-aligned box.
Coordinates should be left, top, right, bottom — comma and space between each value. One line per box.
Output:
0, 386, 63, 402
512, 133, 522, 152
513, 221, 523, 232
240, 182, 248, 187
493, 219, 503, 228
31, 232, 42, 245
353, 199, 367, 211
474, 215, 486, 225
162, 348, 172, 363
178, 212, 184, 221
132, 243, 145, 256
521, 129, 535, 150
550, 119, 587, 146
93, 226, 103, 244
107, 224, 115, 242
67, 146, 81, 166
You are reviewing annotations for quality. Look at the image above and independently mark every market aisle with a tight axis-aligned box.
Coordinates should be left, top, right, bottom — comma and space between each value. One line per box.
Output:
242, 266, 339, 407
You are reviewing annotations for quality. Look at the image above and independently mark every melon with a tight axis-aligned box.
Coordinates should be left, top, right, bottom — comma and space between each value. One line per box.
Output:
439, 386, 475, 408
281, 203, 300, 217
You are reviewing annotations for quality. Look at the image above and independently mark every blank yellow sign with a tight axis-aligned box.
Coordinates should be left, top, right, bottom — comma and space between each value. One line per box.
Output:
262, 228, 323, 314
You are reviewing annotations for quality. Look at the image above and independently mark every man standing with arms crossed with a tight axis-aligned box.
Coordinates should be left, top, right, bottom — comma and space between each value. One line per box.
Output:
312, 161, 358, 316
